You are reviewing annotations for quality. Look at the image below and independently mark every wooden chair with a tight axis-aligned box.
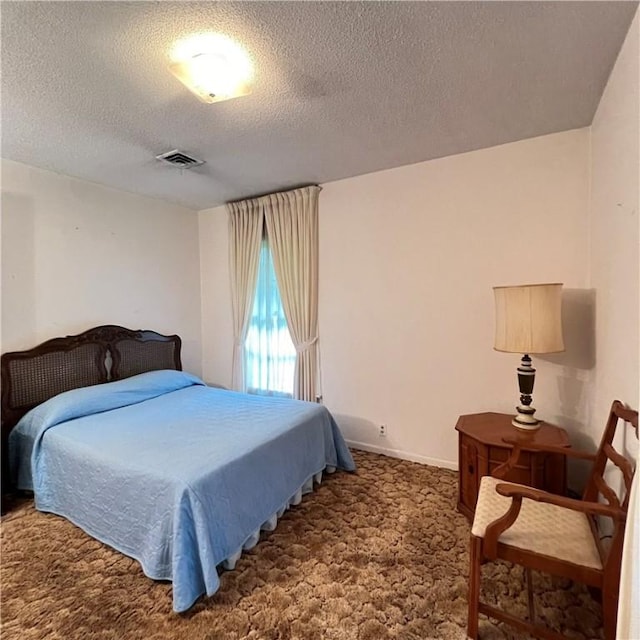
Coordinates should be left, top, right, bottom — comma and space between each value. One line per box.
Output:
467, 400, 638, 640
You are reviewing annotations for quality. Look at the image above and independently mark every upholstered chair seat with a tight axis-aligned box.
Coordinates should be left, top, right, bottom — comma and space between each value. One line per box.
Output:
472, 476, 602, 570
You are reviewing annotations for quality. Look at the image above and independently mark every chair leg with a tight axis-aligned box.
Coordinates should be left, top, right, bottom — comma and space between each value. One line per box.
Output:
525, 568, 535, 623
468, 536, 482, 639
601, 583, 618, 640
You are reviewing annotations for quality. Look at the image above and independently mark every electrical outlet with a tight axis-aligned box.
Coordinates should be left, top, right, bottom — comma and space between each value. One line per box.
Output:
379, 424, 387, 437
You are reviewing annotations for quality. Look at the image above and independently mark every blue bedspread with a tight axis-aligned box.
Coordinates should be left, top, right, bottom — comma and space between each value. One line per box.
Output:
9, 370, 355, 612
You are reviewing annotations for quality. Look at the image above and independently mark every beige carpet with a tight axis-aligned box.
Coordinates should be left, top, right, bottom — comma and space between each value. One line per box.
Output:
1, 450, 603, 640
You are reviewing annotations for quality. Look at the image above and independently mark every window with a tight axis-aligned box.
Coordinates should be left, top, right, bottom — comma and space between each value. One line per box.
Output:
244, 237, 296, 396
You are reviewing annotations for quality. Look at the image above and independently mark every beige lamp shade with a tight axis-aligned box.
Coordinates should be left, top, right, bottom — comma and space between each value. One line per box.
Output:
494, 283, 565, 354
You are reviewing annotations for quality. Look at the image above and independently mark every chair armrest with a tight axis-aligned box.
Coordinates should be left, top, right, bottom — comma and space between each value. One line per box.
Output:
482, 482, 625, 560
495, 483, 626, 520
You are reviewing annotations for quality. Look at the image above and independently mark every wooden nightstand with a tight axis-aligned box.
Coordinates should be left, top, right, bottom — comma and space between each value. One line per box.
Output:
455, 412, 570, 522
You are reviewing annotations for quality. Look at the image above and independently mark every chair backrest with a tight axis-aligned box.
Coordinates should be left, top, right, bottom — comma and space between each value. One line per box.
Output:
582, 400, 638, 573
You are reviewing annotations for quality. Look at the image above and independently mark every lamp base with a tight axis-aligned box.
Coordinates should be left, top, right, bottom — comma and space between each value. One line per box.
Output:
512, 354, 541, 431
512, 406, 540, 431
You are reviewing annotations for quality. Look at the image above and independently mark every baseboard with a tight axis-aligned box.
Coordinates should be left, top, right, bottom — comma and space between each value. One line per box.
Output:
345, 439, 458, 471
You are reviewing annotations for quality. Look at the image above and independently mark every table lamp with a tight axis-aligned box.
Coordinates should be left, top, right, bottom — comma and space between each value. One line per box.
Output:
493, 283, 565, 430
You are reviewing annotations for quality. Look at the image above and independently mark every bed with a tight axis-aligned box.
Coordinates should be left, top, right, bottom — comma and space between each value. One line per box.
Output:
1, 325, 355, 612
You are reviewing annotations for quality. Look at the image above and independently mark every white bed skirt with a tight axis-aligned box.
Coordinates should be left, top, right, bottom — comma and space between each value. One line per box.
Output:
220, 466, 336, 571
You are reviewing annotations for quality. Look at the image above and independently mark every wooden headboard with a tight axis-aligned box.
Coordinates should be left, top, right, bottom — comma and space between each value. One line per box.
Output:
1, 325, 182, 433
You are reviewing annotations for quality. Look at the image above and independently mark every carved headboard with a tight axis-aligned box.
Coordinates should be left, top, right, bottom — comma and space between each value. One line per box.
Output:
1, 325, 182, 433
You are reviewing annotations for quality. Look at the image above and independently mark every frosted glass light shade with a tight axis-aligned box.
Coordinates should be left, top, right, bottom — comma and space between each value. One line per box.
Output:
494, 283, 565, 354
169, 56, 252, 104
169, 33, 253, 104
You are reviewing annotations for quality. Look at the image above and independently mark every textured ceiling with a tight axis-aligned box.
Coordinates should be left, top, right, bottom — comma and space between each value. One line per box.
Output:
1, 1, 637, 210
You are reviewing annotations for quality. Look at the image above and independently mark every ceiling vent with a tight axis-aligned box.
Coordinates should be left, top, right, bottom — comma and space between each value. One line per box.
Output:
155, 149, 204, 168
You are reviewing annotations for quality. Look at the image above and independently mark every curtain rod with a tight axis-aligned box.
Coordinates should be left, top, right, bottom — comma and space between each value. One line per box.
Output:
226, 183, 321, 206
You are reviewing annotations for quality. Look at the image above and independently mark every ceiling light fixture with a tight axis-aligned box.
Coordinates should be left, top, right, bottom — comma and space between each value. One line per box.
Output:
169, 33, 253, 104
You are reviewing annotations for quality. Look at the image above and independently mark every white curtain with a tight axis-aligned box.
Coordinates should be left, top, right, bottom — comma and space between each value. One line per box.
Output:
227, 199, 264, 392
264, 186, 321, 402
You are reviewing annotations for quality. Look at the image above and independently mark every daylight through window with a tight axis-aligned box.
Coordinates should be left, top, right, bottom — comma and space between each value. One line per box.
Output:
244, 237, 296, 396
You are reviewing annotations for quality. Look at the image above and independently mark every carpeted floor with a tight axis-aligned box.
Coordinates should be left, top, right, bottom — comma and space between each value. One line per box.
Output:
1, 450, 603, 640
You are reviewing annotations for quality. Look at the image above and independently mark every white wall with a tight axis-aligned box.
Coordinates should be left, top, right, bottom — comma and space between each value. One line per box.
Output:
589, 8, 639, 439
1, 159, 203, 375
200, 129, 591, 468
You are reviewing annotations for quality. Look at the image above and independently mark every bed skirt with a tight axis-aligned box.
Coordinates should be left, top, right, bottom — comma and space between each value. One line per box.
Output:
220, 465, 336, 572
